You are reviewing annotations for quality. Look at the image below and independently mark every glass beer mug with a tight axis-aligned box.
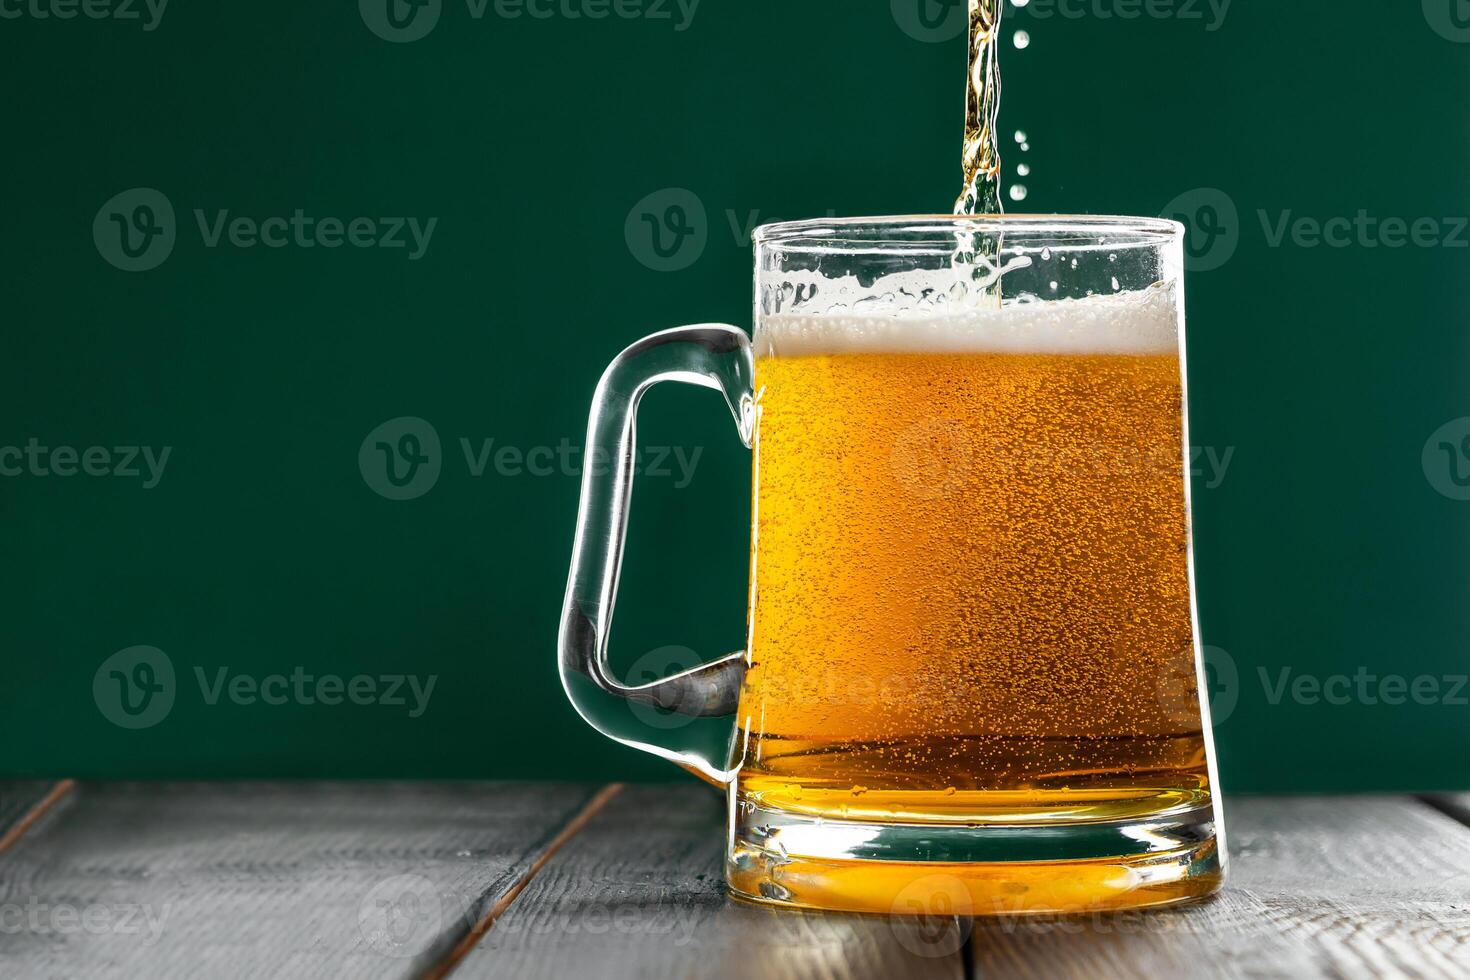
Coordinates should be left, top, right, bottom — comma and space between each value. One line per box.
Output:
559, 216, 1225, 915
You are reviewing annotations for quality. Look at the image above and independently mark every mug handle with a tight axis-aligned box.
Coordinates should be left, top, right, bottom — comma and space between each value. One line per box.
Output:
558, 324, 754, 786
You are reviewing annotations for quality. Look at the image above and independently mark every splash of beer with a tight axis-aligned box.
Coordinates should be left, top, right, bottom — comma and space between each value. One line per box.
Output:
956, 0, 1003, 215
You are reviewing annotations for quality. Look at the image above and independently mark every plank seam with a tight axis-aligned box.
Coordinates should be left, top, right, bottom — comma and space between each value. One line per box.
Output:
421, 782, 625, 980
0, 779, 76, 854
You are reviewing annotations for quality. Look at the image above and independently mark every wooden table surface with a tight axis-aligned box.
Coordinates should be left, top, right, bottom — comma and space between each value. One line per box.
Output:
0, 782, 1467, 979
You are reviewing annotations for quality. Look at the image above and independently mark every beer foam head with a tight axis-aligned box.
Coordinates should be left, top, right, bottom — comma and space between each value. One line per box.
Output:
757, 282, 1179, 357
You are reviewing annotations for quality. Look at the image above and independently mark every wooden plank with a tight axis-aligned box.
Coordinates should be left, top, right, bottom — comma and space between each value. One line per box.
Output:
968, 797, 1470, 979
0, 781, 72, 852
0, 782, 598, 980
452, 783, 965, 980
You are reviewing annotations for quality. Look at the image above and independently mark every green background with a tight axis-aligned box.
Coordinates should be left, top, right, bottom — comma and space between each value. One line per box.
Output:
1, 1, 1467, 791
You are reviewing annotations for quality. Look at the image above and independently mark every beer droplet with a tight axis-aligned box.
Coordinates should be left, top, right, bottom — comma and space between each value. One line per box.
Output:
1020, 142, 1030, 152
851, 785, 869, 796
1017, 163, 1031, 176
1014, 130, 1028, 144
1040, 247, 1052, 260
1009, 185, 1028, 202
1012, 0, 1030, 6
1013, 30, 1030, 49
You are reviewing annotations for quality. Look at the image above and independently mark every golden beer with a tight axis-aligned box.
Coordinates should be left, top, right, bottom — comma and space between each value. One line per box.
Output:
737, 290, 1210, 826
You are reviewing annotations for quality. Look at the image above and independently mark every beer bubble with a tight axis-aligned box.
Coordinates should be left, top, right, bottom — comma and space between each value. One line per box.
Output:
1020, 142, 1030, 152
1012, 30, 1030, 49
1040, 247, 1051, 260
1112, 276, 1121, 291
1017, 163, 1030, 176
1009, 185, 1028, 202
1014, 130, 1027, 144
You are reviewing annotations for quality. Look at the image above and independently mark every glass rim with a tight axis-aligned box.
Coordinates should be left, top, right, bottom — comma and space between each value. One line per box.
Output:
754, 214, 1184, 248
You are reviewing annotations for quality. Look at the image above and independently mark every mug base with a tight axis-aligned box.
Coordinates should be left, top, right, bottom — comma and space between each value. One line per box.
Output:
726, 795, 1224, 916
